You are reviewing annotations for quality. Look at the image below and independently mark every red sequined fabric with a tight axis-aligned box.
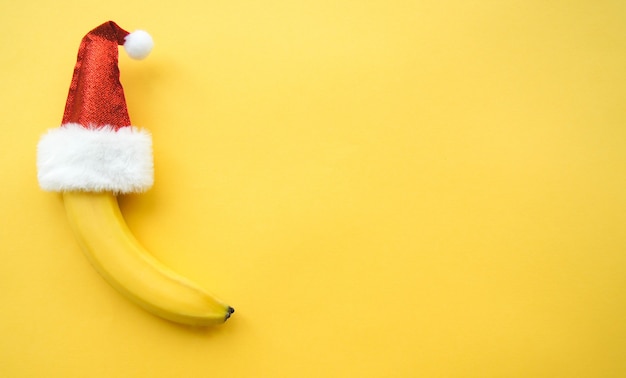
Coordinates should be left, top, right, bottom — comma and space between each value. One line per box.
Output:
62, 21, 131, 130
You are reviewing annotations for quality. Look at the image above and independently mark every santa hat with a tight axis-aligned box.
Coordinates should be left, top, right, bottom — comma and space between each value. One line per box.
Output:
37, 21, 155, 193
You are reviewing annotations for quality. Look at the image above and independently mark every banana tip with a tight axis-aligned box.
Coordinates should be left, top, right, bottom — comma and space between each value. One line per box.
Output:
225, 306, 235, 321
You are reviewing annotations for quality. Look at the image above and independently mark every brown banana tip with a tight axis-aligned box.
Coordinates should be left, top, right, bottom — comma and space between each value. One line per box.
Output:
225, 306, 235, 321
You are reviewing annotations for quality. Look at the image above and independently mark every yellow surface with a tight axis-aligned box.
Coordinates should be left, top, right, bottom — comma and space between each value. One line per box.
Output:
1, 0, 626, 376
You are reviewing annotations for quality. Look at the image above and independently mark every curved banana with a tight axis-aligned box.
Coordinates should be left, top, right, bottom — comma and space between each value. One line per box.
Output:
63, 191, 234, 326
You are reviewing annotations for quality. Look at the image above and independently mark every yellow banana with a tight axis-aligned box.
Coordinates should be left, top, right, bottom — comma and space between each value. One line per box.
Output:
35, 22, 233, 327
63, 191, 234, 326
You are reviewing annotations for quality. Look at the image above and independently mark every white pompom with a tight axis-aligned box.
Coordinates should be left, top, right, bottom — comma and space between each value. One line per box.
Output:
124, 30, 154, 60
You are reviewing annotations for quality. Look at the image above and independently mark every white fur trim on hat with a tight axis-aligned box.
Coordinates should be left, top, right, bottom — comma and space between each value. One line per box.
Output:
37, 123, 154, 193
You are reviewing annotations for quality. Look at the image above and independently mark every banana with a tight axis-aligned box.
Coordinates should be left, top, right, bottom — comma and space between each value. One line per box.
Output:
62, 191, 234, 326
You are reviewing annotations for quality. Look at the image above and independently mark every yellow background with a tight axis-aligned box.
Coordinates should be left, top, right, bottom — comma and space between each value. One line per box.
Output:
1, 0, 626, 376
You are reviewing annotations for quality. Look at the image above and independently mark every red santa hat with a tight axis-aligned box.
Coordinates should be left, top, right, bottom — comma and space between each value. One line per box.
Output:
37, 21, 155, 193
